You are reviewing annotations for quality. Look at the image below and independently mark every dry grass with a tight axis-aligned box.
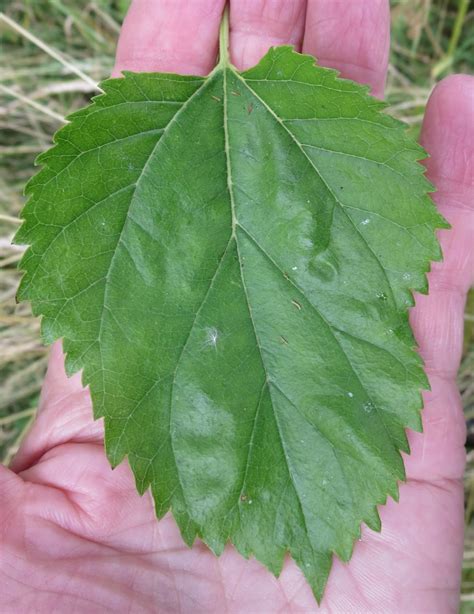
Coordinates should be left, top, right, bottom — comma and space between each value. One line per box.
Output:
0, 0, 473, 606
0, 0, 122, 459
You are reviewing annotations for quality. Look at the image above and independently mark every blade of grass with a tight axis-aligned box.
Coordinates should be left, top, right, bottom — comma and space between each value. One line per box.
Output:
0, 84, 66, 123
448, 0, 470, 57
0, 214, 21, 225
0, 12, 102, 92
0, 408, 36, 427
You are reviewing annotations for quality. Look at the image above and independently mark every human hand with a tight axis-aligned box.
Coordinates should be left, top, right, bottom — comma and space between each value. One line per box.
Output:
1, 1, 473, 611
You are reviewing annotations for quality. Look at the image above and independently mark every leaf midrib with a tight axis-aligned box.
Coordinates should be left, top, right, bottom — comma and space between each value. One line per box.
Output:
222, 66, 337, 541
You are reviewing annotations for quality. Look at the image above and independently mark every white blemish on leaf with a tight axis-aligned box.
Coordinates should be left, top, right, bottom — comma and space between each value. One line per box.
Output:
204, 326, 219, 349
363, 401, 375, 413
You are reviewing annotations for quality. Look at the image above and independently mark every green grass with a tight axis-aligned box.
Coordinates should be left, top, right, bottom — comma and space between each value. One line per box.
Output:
0, 0, 473, 605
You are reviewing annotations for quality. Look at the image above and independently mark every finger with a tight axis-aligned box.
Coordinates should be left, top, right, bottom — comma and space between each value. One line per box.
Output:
0, 464, 26, 538
405, 75, 474, 482
302, 0, 390, 98
413, 75, 474, 377
0, 465, 25, 501
114, 0, 226, 76
229, 0, 307, 70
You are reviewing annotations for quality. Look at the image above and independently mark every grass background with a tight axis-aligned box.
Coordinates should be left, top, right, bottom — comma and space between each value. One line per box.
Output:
0, 0, 473, 607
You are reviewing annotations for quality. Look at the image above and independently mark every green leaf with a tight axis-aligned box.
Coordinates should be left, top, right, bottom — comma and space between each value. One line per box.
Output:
14, 44, 447, 601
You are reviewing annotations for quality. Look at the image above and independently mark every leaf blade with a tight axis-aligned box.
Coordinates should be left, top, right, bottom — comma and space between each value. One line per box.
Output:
15, 47, 447, 602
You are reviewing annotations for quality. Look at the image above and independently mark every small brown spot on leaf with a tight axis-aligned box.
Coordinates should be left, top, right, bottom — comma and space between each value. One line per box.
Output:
247, 103, 254, 114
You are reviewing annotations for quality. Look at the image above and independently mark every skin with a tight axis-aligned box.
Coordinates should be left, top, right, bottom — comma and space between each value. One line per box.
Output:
1, 0, 473, 611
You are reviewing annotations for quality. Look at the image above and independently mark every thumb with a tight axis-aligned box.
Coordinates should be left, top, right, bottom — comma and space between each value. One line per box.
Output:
10, 342, 103, 473
0, 464, 25, 521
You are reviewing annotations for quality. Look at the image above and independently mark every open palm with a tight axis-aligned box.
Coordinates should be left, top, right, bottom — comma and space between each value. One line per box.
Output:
1, 1, 473, 612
